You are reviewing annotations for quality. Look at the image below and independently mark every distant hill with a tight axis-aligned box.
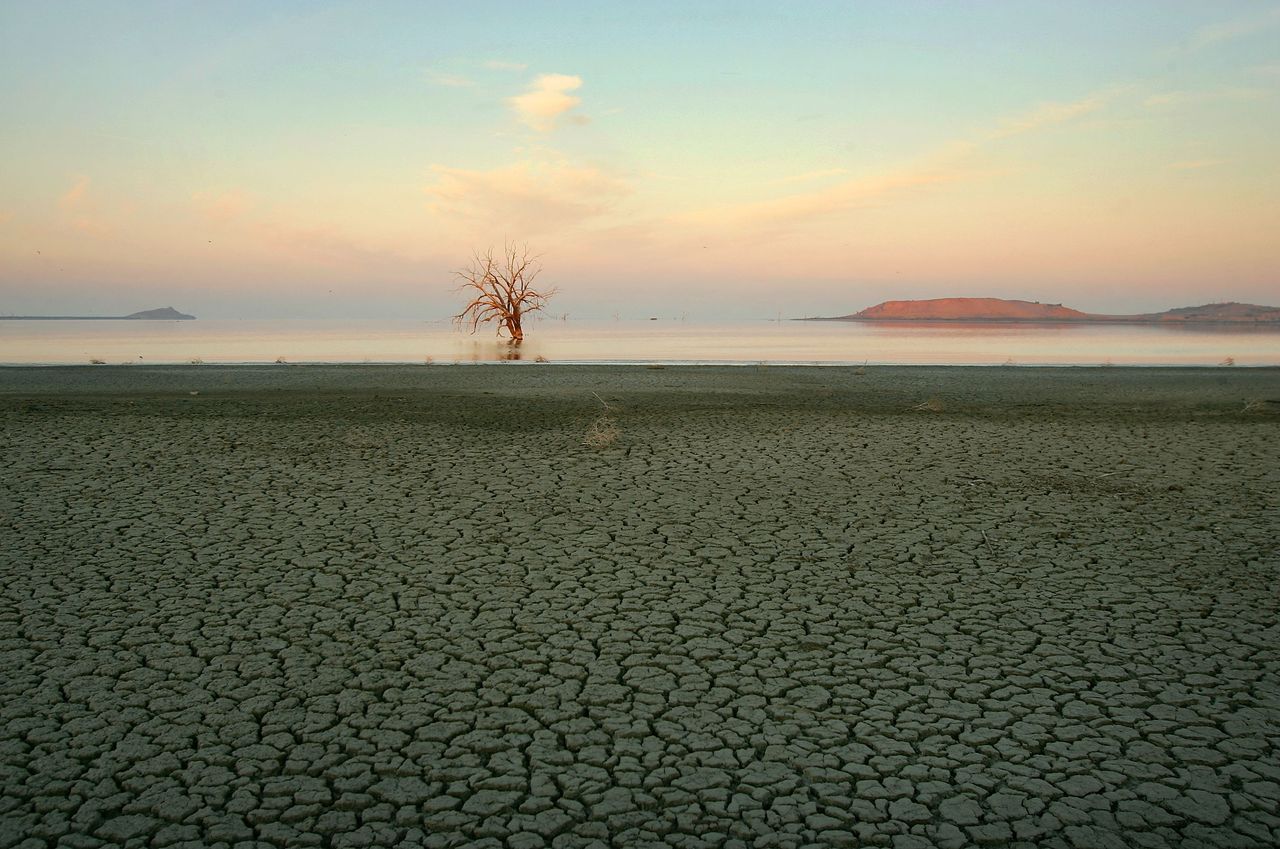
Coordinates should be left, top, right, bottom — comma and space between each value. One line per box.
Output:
123, 307, 195, 320
851, 298, 1088, 321
1150, 302, 1280, 323
1, 306, 195, 320
807, 298, 1280, 324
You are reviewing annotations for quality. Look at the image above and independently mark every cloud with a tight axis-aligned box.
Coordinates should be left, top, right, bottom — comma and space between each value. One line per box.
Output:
1145, 87, 1267, 108
485, 60, 527, 71
192, 189, 252, 222
424, 158, 630, 235
1169, 159, 1227, 170
680, 164, 974, 234
770, 168, 850, 185
59, 176, 91, 211
509, 74, 584, 131
58, 176, 107, 234
1187, 6, 1280, 52
426, 72, 475, 88
986, 95, 1109, 141
680, 89, 1112, 235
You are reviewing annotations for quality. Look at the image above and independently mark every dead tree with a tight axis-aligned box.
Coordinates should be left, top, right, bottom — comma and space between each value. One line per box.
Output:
453, 244, 555, 344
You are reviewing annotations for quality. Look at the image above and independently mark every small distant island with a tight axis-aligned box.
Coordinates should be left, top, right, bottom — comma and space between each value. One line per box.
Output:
803, 298, 1280, 324
0, 307, 195, 321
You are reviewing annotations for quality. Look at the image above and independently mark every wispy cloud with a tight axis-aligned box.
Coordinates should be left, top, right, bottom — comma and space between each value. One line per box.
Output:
426, 72, 475, 88
424, 158, 629, 234
682, 90, 1112, 235
1187, 5, 1280, 51
58, 176, 106, 234
509, 74, 584, 131
59, 176, 91, 212
484, 60, 527, 71
192, 189, 252, 222
681, 164, 974, 233
1145, 87, 1267, 108
770, 168, 850, 185
985, 94, 1109, 141
1169, 158, 1227, 170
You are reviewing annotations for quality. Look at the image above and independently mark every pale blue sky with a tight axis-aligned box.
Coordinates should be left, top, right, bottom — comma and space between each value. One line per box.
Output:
2, 1, 1278, 318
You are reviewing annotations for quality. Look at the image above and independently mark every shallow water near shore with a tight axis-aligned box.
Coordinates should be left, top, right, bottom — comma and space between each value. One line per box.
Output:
3, 317, 1280, 366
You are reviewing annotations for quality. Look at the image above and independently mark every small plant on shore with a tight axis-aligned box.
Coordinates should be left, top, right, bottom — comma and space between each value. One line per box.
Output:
912, 397, 945, 412
189, 357, 203, 365
89, 358, 105, 365
1220, 356, 1235, 366
583, 392, 621, 449
275, 356, 288, 365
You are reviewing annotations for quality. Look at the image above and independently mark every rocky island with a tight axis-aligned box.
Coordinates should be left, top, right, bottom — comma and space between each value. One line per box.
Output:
1, 306, 195, 320
806, 298, 1280, 324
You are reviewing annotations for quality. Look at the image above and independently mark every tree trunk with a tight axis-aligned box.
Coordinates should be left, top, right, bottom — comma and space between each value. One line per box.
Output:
508, 313, 524, 343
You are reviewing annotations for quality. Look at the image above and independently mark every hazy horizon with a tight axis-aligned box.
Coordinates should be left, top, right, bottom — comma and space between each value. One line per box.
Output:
2, 1, 1278, 320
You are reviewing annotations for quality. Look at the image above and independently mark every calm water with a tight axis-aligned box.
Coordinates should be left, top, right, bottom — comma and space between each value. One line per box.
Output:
2, 318, 1279, 366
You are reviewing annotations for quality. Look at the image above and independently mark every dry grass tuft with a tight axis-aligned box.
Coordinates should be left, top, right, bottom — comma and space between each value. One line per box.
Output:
189, 358, 204, 365
1220, 356, 1236, 367
89, 358, 105, 365
583, 392, 621, 449
912, 397, 945, 412
535, 355, 550, 363
583, 415, 621, 449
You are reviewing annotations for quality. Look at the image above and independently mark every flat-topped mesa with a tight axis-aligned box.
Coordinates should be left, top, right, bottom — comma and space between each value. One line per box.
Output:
852, 298, 1089, 321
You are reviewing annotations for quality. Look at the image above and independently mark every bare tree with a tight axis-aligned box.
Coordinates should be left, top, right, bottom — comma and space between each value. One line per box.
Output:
453, 244, 556, 344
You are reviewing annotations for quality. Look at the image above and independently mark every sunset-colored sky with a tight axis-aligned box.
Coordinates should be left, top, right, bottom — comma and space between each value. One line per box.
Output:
2, 1, 1278, 318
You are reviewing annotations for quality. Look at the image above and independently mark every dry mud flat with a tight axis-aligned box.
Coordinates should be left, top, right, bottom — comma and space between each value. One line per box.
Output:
1, 365, 1278, 849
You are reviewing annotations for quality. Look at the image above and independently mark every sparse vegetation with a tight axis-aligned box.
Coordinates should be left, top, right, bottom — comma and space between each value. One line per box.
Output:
583, 392, 621, 449
89, 358, 105, 365
1220, 356, 1235, 366
912, 397, 945, 412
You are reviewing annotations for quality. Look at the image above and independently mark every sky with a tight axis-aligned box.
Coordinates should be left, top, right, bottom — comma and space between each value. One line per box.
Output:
1, 1, 1278, 319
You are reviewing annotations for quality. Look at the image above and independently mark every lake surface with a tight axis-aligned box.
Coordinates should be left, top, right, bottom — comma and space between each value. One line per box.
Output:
2, 318, 1279, 366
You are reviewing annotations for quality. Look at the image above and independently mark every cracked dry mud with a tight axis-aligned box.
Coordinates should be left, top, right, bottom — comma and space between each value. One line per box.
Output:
2, 365, 1278, 849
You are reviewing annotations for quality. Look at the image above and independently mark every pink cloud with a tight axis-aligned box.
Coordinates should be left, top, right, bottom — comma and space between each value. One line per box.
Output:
425, 159, 630, 235
192, 189, 253, 222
